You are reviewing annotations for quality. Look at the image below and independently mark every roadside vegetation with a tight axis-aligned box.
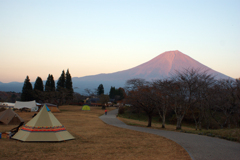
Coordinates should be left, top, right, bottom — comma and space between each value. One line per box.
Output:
118, 111, 240, 142
121, 68, 240, 142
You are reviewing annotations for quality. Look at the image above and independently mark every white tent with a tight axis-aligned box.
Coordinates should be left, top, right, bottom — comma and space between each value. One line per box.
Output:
0, 102, 15, 107
14, 100, 38, 112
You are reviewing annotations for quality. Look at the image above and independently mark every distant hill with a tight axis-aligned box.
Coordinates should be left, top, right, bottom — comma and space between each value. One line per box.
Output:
0, 82, 24, 93
0, 50, 232, 94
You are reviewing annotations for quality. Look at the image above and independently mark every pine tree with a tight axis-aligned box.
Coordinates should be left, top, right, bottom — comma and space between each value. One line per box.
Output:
50, 75, 55, 91
34, 77, 43, 91
45, 74, 52, 92
21, 76, 34, 101
109, 87, 125, 101
45, 74, 55, 91
65, 69, 73, 101
118, 87, 125, 100
109, 86, 116, 99
97, 84, 104, 95
34, 76, 44, 102
65, 69, 73, 91
56, 70, 66, 105
57, 70, 65, 91
44, 74, 56, 103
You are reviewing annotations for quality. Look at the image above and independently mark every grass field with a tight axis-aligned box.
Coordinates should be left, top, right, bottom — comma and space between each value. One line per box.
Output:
118, 114, 240, 143
0, 105, 191, 160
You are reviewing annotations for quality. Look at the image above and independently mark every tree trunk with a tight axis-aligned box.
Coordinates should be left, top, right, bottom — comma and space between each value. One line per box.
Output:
206, 122, 210, 130
176, 116, 182, 130
147, 114, 152, 127
192, 113, 198, 130
162, 114, 165, 128
199, 122, 202, 131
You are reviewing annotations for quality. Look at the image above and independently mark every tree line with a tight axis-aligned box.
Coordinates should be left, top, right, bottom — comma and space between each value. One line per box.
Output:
21, 69, 73, 105
84, 84, 126, 105
124, 68, 240, 130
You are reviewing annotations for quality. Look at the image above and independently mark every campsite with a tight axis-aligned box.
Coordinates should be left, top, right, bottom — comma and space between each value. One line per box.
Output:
0, 105, 191, 160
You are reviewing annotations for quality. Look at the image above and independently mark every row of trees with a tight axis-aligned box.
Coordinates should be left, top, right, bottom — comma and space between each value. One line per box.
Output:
109, 87, 125, 101
84, 84, 126, 102
21, 69, 73, 105
125, 68, 240, 130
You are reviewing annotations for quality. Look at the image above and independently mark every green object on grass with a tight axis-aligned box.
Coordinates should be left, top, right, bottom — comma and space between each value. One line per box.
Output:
82, 105, 90, 111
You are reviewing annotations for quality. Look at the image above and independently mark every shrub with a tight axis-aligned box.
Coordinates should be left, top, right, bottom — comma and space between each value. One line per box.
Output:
118, 106, 125, 114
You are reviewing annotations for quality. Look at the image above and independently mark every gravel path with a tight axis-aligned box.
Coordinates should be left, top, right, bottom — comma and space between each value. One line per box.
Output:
99, 109, 240, 160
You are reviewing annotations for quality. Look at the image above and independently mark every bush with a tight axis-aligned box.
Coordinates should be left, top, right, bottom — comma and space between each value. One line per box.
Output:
118, 106, 125, 114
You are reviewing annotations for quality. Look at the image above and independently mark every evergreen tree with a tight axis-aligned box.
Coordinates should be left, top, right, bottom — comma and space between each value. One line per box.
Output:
109, 86, 116, 99
65, 69, 73, 101
21, 76, 34, 101
57, 70, 65, 91
34, 76, 44, 102
44, 74, 56, 103
109, 87, 125, 101
56, 70, 66, 105
97, 84, 104, 95
65, 69, 73, 91
34, 77, 43, 91
45, 74, 52, 92
50, 75, 55, 91
45, 74, 55, 91
118, 87, 125, 100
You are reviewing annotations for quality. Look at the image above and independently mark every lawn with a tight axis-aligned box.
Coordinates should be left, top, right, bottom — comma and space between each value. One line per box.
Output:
0, 105, 191, 160
118, 113, 240, 143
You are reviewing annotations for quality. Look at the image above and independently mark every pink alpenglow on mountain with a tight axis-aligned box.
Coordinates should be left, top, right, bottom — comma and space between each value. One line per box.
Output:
0, 50, 231, 93
75, 50, 231, 81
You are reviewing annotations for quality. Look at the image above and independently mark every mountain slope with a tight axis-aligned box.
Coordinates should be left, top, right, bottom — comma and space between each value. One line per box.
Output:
0, 50, 232, 93
73, 50, 230, 82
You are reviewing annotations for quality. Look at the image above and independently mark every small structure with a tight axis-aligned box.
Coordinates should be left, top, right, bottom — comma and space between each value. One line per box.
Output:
0, 102, 15, 108
12, 105, 74, 142
82, 105, 90, 111
14, 100, 38, 112
1, 132, 10, 139
0, 109, 24, 125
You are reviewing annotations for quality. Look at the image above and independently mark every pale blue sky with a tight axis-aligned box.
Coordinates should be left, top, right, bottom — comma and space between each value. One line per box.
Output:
0, 0, 239, 83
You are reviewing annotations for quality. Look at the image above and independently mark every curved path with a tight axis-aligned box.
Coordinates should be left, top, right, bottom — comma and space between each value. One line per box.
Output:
99, 109, 240, 160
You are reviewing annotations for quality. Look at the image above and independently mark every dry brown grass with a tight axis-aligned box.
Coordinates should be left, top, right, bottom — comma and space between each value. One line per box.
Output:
0, 106, 191, 160
118, 117, 240, 142
117, 117, 196, 131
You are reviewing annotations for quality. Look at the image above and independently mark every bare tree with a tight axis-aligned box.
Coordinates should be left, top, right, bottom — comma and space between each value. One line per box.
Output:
169, 68, 214, 130
189, 70, 215, 130
125, 79, 155, 127
151, 79, 173, 128
84, 88, 96, 97
125, 78, 147, 92
99, 94, 110, 105
208, 80, 238, 129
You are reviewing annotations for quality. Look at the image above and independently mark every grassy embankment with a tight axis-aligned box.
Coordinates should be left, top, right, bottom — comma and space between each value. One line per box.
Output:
0, 105, 191, 160
118, 112, 240, 142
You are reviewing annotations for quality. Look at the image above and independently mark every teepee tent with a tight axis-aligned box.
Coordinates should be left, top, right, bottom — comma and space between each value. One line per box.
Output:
12, 105, 74, 142
0, 109, 24, 125
82, 105, 90, 111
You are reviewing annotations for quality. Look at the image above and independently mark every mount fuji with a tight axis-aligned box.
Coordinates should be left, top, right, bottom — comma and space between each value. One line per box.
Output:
72, 50, 231, 93
0, 50, 232, 93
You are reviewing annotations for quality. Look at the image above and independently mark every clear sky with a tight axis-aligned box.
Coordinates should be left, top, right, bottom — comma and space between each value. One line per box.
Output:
0, 0, 239, 83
